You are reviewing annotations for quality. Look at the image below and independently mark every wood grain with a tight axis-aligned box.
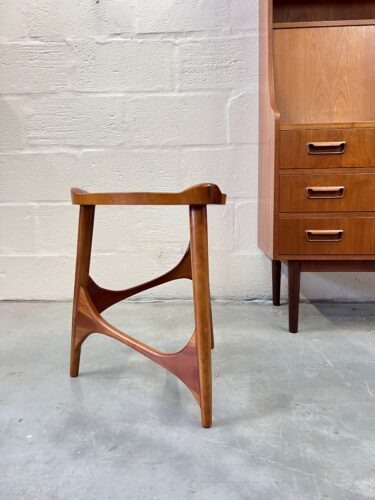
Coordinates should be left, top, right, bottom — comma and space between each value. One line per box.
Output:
71, 183, 226, 206
71, 205, 95, 377
73, 287, 201, 402
87, 246, 192, 313
280, 254, 375, 261
280, 128, 375, 168
261, 1, 375, 333
258, 0, 280, 259
300, 260, 375, 272
281, 122, 375, 130
273, 0, 375, 23
190, 205, 213, 428
70, 184, 225, 427
280, 172, 375, 212
274, 19, 375, 29
279, 217, 375, 255
274, 26, 375, 124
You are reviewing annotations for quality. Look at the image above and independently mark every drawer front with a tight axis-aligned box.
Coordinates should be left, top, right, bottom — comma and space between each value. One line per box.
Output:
279, 217, 375, 255
280, 173, 375, 212
280, 128, 375, 169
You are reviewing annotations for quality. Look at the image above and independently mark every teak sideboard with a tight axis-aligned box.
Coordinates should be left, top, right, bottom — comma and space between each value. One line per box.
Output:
258, 0, 375, 332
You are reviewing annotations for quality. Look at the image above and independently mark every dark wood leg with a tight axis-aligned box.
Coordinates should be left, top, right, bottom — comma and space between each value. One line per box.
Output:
272, 260, 281, 306
70, 205, 95, 377
288, 260, 301, 334
189, 205, 212, 428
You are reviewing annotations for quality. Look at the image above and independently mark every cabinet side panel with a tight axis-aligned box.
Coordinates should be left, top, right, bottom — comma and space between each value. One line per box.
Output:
258, 0, 279, 258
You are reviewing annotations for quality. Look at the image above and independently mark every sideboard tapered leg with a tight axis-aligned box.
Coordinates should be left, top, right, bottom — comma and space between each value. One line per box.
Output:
288, 261, 301, 334
272, 260, 281, 306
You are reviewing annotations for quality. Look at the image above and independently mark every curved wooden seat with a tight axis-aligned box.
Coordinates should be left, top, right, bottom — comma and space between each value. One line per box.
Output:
71, 183, 226, 206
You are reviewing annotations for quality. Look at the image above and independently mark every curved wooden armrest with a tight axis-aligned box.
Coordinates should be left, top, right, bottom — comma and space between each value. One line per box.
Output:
71, 183, 226, 206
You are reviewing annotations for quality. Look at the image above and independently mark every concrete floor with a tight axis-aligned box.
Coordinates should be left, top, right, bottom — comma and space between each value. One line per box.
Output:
1, 300, 375, 500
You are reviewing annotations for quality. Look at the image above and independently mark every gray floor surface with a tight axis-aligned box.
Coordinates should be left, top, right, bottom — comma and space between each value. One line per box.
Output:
1, 300, 375, 500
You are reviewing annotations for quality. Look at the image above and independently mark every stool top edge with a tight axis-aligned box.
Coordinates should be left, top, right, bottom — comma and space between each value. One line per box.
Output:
71, 184, 227, 206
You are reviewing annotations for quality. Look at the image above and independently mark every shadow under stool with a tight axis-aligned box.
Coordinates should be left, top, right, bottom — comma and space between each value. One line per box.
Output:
70, 184, 227, 428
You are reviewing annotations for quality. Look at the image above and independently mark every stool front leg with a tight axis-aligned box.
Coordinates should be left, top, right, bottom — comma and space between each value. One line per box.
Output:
71, 205, 95, 377
189, 205, 213, 428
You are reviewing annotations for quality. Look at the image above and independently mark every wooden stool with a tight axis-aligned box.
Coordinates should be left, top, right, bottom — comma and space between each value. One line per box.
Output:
70, 184, 226, 428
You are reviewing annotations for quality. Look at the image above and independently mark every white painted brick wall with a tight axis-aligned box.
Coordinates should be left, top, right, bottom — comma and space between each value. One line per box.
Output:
28, 0, 134, 38
25, 95, 128, 146
73, 40, 174, 92
0, 98, 23, 149
177, 37, 257, 90
0, 43, 73, 93
0, 1, 28, 39
125, 94, 227, 146
0, 0, 372, 302
136, 0, 229, 33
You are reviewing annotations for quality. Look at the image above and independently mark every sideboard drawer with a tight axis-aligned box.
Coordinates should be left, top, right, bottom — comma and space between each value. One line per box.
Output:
279, 217, 375, 255
280, 128, 375, 169
280, 172, 375, 212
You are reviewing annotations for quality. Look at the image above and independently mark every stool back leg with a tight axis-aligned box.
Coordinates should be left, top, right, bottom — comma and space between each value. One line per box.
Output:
189, 205, 213, 428
209, 300, 214, 349
71, 205, 95, 376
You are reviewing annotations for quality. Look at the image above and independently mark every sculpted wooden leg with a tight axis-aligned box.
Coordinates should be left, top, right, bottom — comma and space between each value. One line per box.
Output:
70, 241, 203, 419
69, 184, 226, 428
190, 205, 212, 428
272, 259, 281, 306
87, 245, 192, 313
209, 299, 214, 349
70, 206, 214, 427
74, 287, 201, 403
71, 205, 95, 377
288, 260, 301, 334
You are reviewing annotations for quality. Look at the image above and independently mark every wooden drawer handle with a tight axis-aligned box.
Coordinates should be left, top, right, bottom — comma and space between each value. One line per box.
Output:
306, 186, 345, 199
307, 142, 346, 155
305, 230, 344, 242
